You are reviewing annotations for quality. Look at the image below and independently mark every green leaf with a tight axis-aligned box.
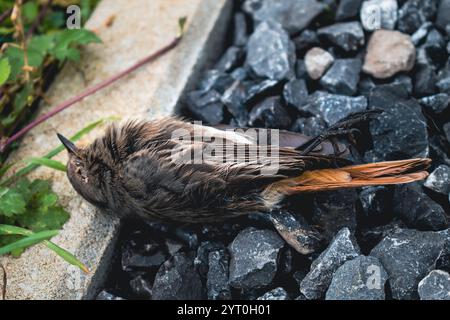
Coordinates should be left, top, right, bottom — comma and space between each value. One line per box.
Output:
41, 11, 65, 31
0, 27, 15, 35
0, 187, 26, 217
29, 177, 51, 193
37, 193, 58, 208
0, 114, 15, 127
17, 205, 69, 232
0, 230, 59, 256
80, 0, 93, 23
27, 158, 66, 172
2, 83, 33, 127
22, 2, 38, 24
3, 47, 22, 81
4, 46, 44, 81
28, 34, 55, 56
0, 224, 32, 235
0, 224, 89, 273
62, 47, 80, 62
13, 82, 33, 112
0, 178, 69, 230
52, 29, 101, 62
45, 241, 89, 273
0, 163, 14, 180
5, 45, 45, 69
12, 178, 33, 203
0, 234, 25, 257
0, 57, 11, 85
178, 16, 187, 36
11, 179, 70, 232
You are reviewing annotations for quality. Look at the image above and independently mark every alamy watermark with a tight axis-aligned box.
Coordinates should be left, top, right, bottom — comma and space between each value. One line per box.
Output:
169, 121, 281, 175
366, 264, 382, 290
361, 0, 398, 31
66, 5, 81, 29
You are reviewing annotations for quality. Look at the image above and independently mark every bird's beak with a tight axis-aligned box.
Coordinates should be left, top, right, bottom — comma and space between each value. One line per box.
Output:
57, 133, 79, 155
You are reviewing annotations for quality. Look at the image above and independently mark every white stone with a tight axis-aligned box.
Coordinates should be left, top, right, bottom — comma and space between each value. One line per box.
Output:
304, 47, 334, 80
362, 30, 415, 79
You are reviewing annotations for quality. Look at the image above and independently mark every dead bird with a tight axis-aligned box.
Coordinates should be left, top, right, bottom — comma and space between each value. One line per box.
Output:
57, 113, 431, 223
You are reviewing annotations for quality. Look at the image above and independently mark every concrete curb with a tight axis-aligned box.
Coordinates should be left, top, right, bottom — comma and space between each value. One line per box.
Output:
0, 0, 231, 299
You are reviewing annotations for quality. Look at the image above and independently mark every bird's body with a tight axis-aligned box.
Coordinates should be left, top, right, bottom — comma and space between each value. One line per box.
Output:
59, 116, 430, 223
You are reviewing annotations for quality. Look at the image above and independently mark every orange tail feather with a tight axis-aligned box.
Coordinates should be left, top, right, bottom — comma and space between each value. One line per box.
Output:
275, 158, 431, 194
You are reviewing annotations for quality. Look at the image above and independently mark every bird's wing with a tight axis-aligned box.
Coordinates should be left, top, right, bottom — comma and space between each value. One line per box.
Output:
163, 124, 351, 189
116, 118, 350, 191
211, 124, 348, 155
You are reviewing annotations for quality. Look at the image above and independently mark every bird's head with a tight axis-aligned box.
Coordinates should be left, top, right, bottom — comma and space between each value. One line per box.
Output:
57, 133, 112, 209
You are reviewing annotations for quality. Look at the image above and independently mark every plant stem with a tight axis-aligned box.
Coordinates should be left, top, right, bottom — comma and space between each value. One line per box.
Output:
0, 34, 183, 153
11, 0, 31, 81
0, 8, 12, 24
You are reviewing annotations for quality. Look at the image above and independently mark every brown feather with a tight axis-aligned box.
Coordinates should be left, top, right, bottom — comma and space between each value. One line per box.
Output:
270, 158, 430, 195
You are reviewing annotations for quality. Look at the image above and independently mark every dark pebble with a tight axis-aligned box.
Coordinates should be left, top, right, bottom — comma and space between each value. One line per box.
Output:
300, 228, 361, 300
325, 255, 388, 300
186, 90, 224, 125
215, 46, 244, 73
222, 80, 249, 127
424, 165, 450, 195
282, 78, 308, 109
393, 182, 448, 231
96, 290, 126, 300
359, 186, 393, 226
398, 0, 437, 34
229, 227, 284, 291
248, 97, 292, 129
199, 70, 234, 93
290, 116, 327, 137
129, 275, 153, 299
233, 12, 248, 47
365, 87, 429, 162
312, 190, 359, 240
436, 0, 450, 31
257, 287, 289, 300
419, 93, 450, 114
152, 252, 204, 300
244, 0, 325, 35
319, 58, 361, 95
418, 270, 450, 300
246, 21, 295, 80
301, 91, 367, 126
335, 0, 362, 21
207, 249, 231, 300
317, 21, 365, 52
292, 29, 319, 55
370, 228, 446, 300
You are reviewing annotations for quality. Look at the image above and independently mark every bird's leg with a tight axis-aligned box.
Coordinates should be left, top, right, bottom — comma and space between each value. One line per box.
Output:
297, 132, 328, 155
297, 109, 382, 156
330, 137, 344, 156
329, 137, 348, 167
298, 128, 359, 156
328, 109, 382, 131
